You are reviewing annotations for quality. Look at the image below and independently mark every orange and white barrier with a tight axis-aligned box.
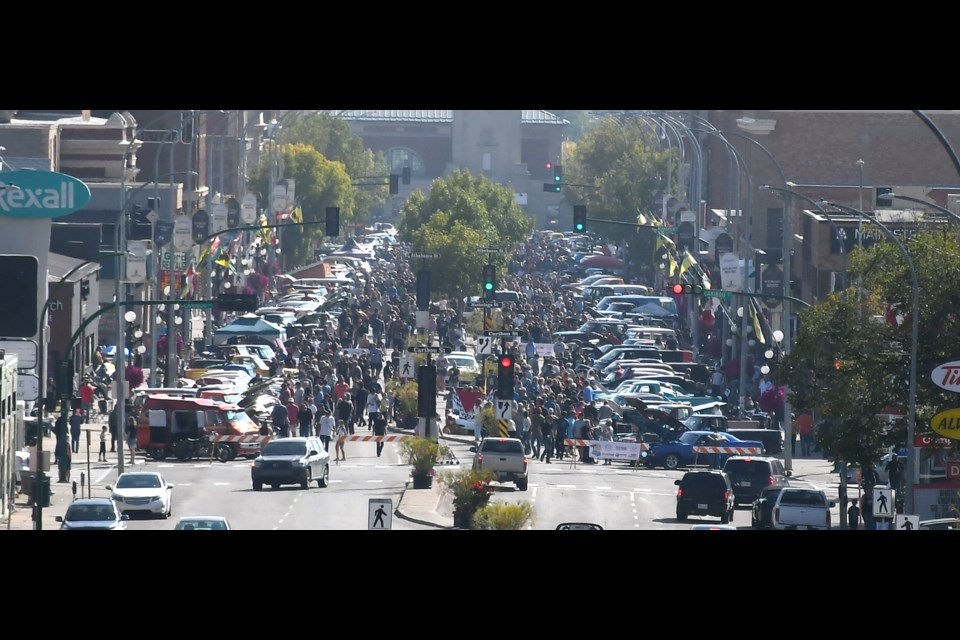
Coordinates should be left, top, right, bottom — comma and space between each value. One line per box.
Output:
564, 439, 650, 451
692, 446, 763, 455
337, 435, 413, 442
213, 434, 271, 444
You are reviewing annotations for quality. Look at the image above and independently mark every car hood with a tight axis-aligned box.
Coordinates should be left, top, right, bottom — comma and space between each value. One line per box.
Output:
258, 454, 308, 462
61, 520, 124, 530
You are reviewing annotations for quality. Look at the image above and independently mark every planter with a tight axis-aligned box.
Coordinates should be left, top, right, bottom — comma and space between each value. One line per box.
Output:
411, 473, 433, 489
453, 510, 473, 529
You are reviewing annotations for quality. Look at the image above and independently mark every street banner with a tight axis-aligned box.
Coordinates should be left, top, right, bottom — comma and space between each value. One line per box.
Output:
588, 440, 642, 461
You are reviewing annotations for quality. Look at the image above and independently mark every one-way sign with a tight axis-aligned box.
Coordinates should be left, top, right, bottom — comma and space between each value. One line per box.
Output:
484, 330, 524, 338
407, 346, 453, 354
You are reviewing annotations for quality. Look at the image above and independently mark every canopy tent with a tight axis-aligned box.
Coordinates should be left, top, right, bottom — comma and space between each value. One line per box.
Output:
579, 255, 624, 269
212, 314, 286, 348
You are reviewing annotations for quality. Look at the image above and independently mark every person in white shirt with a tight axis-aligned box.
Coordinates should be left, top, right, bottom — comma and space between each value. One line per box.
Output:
318, 409, 336, 452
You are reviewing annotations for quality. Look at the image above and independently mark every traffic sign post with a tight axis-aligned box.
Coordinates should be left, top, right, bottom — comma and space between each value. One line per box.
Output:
410, 252, 441, 259
471, 301, 497, 308
368, 498, 392, 530
873, 487, 894, 519
495, 399, 512, 421
484, 330, 524, 338
477, 247, 505, 254
704, 290, 732, 300
895, 514, 919, 531
476, 336, 493, 356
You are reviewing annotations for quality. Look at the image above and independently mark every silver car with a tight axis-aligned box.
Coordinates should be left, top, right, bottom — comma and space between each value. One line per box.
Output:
56, 498, 128, 530
107, 471, 174, 518
251, 436, 330, 491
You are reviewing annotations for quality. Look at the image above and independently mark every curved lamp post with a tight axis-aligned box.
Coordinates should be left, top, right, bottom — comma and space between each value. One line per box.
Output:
884, 191, 960, 225
822, 199, 919, 516
34, 250, 126, 529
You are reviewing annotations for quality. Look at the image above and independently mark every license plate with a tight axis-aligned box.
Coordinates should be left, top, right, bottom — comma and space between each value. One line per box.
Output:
698, 503, 708, 510
741, 481, 751, 487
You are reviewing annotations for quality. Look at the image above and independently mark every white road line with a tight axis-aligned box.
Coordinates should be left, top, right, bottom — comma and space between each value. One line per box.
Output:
594, 486, 612, 490
554, 484, 576, 489
330, 480, 344, 483
213, 482, 230, 486
365, 480, 384, 483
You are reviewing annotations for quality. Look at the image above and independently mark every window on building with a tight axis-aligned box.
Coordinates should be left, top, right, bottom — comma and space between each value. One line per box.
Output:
482, 152, 492, 172
387, 148, 423, 176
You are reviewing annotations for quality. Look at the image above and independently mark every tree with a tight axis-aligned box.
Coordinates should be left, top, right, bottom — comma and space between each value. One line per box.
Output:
564, 115, 676, 230
398, 170, 533, 312
780, 228, 960, 470
275, 111, 389, 222
248, 143, 354, 268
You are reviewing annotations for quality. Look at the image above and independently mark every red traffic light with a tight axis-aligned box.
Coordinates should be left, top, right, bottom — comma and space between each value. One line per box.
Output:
500, 356, 512, 368
672, 283, 684, 295
546, 162, 553, 170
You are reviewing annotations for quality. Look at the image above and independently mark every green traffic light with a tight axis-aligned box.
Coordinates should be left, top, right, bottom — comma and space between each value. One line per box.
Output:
575, 223, 584, 231
484, 282, 494, 291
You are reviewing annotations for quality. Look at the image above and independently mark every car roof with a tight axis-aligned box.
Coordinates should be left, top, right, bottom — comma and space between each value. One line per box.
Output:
118, 471, 162, 477
177, 516, 228, 521
68, 498, 115, 505
725, 455, 778, 462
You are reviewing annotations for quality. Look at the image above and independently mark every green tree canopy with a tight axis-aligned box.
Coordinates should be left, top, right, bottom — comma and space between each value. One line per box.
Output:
565, 115, 676, 230
398, 170, 533, 309
248, 143, 354, 268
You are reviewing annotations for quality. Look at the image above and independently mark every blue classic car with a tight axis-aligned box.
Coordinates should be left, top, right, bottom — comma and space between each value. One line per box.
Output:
643, 431, 766, 470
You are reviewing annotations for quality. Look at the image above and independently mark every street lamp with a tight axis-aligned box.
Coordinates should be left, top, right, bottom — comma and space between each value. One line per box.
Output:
882, 192, 960, 225
34, 250, 126, 530
822, 199, 920, 516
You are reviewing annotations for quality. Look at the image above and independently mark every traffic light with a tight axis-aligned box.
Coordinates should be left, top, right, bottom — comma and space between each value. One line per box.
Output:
389, 174, 400, 195
671, 282, 704, 295
402, 166, 411, 185
325, 206, 340, 237
543, 161, 562, 192
876, 187, 893, 207
0, 255, 38, 337
417, 364, 437, 417
497, 354, 515, 399
217, 293, 259, 312
482, 264, 496, 300
573, 205, 587, 232
416, 269, 431, 311
553, 163, 562, 185
543, 182, 561, 193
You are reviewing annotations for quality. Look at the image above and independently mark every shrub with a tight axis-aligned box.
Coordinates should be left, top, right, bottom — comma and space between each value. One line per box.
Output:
399, 436, 448, 475
472, 501, 535, 530
439, 467, 496, 514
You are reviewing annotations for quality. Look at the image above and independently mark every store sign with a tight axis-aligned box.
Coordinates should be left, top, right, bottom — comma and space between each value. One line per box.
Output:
930, 407, 960, 440
0, 170, 91, 218
931, 360, 960, 393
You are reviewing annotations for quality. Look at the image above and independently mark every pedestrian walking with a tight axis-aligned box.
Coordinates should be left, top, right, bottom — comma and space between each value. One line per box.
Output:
540, 409, 554, 463
270, 402, 289, 438
797, 412, 814, 457
70, 409, 83, 454
336, 392, 354, 435
79, 378, 96, 423
125, 411, 138, 465
318, 409, 335, 452
372, 392, 387, 457
599, 419, 614, 465
298, 401, 314, 438
334, 419, 348, 462
98, 425, 108, 461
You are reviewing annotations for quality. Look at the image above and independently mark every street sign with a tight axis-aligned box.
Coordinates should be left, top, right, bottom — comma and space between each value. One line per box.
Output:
484, 330, 524, 338
476, 248, 505, 254
410, 252, 441, 259
873, 487, 894, 518
225, 197, 240, 229
407, 346, 452, 354
191, 209, 210, 244
0, 339, 37, 369
17, 372, 39, 401
761, 264, 783, 309
704, 290, 732, 300
895, 514, 919, 531
172, 217, 193, 252
476, 336, 493, 356
948, 459, 960, 482
240, 193, 258, 224
211, 203, 229, 233
126, 240, 149, 283
180, 300, 215, 308
495, 399, 512, 421
930, 407, 960, 440
368, 498, 392, 530
154, 220, 174, 248
471, 301, 497, 308
398, 357, 416, 379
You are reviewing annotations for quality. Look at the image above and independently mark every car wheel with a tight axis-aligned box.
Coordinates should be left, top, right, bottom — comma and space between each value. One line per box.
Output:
215, 444, 233, 463
317, 464, 329, 488
253, 481, 263, 491
165, 502, 172, 519
149, 447, 166, 461
271, 484, 280, 490
721, 509, 731, 524
751, 512, 758, 528
516, 477, 528, 491
301, 469, 311, 490
676, 508, 687, 522
663, 453, 680, 470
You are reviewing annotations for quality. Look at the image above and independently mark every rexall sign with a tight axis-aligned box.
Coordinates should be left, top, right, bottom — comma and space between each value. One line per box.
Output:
0, 170, 91, 218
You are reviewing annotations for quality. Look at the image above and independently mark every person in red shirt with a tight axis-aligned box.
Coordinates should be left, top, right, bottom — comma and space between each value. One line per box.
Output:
286, 399, 300, 437
79, 378, 97, 423
334, 377, 351, 401
796, 413, 814, 457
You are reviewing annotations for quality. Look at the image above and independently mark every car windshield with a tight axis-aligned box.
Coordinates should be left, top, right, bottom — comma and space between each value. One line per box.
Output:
178, 519, 228, 530
66, 504, 116, 521
481, 439, 524, 454
448, 357, 475, 368
779, 490, 826, 506
678, 432, 707, 445
262, 441, 307, 456
723, 460, 769, 476
116, 474, 162, 489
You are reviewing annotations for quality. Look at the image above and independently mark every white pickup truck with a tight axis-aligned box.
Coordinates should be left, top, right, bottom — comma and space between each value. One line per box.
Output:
772, 485, 835, 530
473, 437, 529, 491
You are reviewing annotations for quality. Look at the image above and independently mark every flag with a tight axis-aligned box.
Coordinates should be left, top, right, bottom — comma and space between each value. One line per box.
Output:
749, 300, 766, 344
655, 232, 675, 252
290, 206, 303, 224
668, 254, 677, 278
637, 212, 648, 226
678, 250, 697, 279
214, 250, 237, 274
198, 234, 221, 262
184, 264, 196, 298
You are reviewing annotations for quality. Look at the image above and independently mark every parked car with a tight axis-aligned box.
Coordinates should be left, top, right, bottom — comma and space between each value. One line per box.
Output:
56, 498, 128, 530
721, 455, 791, 507
675, 469, 736, 524
445, 351, 481, 386
751, 485, 787, 529
644, 431, 766, 470
174, 516, 232, 530
106, 472, 174, 519
919, 518, 960, 530
689, 524, 738, 530
251, 436, 330, 491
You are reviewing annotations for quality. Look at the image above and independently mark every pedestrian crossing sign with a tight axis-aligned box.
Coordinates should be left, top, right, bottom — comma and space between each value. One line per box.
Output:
873, 487, 893, 518
895, 514, 919, 531
368, 498, 393, 530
